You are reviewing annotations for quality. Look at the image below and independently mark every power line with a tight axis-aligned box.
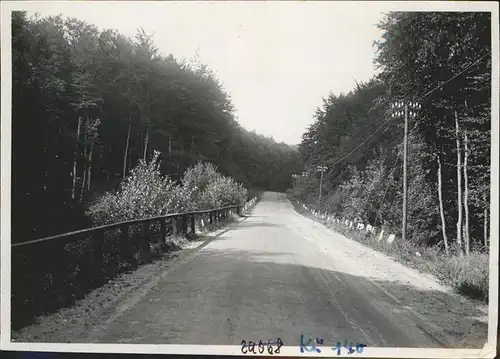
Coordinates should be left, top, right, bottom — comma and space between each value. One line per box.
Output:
415, 51, 491, 102
326, 117, 394, 167
322, 51, 490, 168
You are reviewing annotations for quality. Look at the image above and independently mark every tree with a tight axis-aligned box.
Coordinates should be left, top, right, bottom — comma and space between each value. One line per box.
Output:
455, 110, 464, 255
373, 11, 491, 252
436, 152, 449, 255
11, 12, 303, 241
294, 12, 490, 254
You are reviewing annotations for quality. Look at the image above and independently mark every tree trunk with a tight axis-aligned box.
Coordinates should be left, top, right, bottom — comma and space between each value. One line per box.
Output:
484, 192, 488, 249
437, 154, 449, 255
168, 132, 172, 160
71, 116, 82, 200
108, 142, 112, 181
80, 121, 88, 203
169, 119, 173, 160
80, 163, 87, 203
484, 208, 488, 249
128, 136, 132, 175
123, 119, 131, 179
463, 130, 470, 255
454, 110, 464, 256
143, 125, 149, 161
87, 141, 93, 192
138, 119, 143, 162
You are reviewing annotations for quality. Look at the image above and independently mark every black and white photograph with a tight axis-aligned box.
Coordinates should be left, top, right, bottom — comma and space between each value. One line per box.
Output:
1, 1, 498, 357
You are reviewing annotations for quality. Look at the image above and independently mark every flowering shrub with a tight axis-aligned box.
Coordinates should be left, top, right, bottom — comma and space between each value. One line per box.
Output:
181, 162, 247, 209
181, 161, 220, 193
181, 162, 221, 210
88, 151, 185, 225
86, 192, 120, 226
87, 151, 247, 227
209, 176, 247, 206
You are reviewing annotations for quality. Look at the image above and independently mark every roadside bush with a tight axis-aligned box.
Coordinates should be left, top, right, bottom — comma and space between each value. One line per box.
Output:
88, 151, 247, 227
86, 191, 120, 226
181, 162, 219, 189
87, 151, 189, 225
181, 161, 247, 209
181, 162, 221, 210
210, 176, 247, 206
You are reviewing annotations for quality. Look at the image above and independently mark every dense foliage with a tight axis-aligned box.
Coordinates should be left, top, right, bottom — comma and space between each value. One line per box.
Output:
11, 12, 302, 242
87, 152, 247, 226
292, 12, 491, 255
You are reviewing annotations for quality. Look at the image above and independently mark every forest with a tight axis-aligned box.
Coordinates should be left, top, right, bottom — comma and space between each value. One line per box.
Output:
290, 12, 492, 257
11, 11, 303, 243
11, 10, 493, 260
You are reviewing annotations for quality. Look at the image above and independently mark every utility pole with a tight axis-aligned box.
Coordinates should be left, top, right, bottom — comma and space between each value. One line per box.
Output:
317, 165, 328, 206
403, 103, 408, 242
390, 100, 420, 242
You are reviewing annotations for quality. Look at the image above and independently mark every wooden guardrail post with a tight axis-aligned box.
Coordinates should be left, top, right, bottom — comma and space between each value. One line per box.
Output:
190, 214, 196, 234
141, 220, 150, 261
209, 211, 213, 224
160, 218, 167, 251
182, 214, 188, 234
172, 216, 178, 236
120, 223, 134, 265
93, 230, 105, 276
44, 240, 66, 308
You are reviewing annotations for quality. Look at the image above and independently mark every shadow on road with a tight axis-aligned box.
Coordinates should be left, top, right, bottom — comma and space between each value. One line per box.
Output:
80, 246, 488, 348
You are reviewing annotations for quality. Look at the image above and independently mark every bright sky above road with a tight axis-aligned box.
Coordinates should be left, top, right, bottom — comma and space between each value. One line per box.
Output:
21, 1, 391, 145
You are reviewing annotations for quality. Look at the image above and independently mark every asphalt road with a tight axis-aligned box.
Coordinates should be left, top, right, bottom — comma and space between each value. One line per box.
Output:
85, 192, 487, 348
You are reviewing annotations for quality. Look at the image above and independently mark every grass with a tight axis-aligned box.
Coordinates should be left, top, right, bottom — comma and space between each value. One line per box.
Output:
287, 196, 489, 303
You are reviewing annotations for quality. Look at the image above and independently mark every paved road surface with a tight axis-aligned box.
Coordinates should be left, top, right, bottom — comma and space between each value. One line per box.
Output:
85, 192, 487, 347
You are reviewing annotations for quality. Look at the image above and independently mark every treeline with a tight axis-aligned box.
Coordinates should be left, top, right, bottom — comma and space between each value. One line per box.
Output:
11, 12, 302, 242
292, 12, 491, 255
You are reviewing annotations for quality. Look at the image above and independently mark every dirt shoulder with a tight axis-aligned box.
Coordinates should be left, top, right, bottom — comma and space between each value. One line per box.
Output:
286, 196, 489, 348
288, 197, 489, 302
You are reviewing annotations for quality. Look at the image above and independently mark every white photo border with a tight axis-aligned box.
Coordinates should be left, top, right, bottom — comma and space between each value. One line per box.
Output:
1, 1, 498, 358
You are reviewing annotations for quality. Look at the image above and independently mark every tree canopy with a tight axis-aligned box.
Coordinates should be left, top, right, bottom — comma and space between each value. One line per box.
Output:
11, 12, 303, 242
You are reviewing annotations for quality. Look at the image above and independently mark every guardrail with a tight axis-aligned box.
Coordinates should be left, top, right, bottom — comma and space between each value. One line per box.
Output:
11, 198, 257, 329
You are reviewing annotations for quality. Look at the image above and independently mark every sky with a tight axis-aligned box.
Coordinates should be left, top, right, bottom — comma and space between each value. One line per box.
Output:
21, 1, 389, 145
